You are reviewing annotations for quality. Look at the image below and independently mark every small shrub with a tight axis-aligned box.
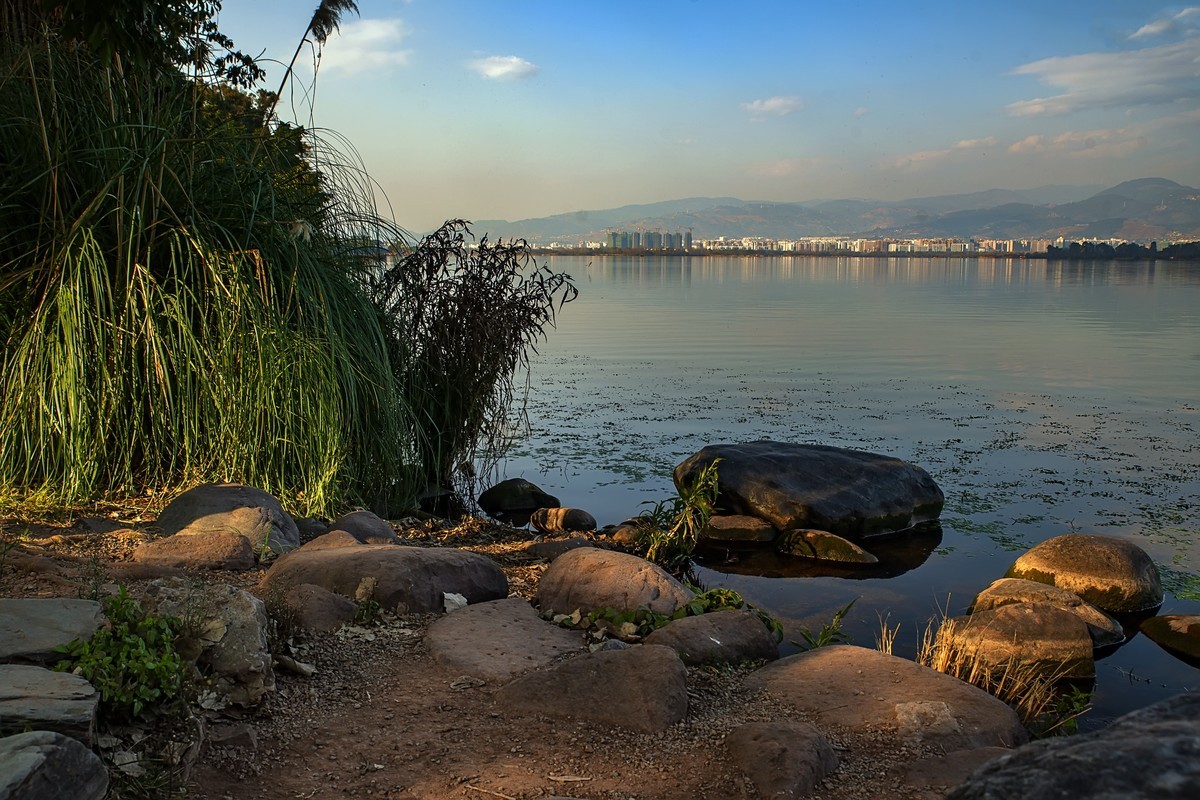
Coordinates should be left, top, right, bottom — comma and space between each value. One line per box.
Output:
55, 587, 185, 721
547, 586, 783, 644
638, 459, 721, 569
792, 597, 857, 650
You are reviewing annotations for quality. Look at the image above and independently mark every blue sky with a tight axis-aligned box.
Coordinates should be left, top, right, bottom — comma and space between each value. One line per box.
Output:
218, 1, 1200, 232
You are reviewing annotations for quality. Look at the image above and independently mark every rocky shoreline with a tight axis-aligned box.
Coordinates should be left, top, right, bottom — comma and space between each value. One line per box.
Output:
3, 441, 1199, 798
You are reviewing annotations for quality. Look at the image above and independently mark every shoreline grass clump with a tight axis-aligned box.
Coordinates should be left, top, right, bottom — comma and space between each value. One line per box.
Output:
917, 615, 1092, 737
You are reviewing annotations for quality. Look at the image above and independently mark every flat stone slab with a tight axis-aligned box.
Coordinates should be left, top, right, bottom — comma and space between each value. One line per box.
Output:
0, 730, 108, 800
133, 531, 255, 571
0, 665, 99, 746
426, 598, 583, 682
497, 645, 688, 733
970, 577, 1125, 648
0, 599, 104, 665
746, 645, 1027, 753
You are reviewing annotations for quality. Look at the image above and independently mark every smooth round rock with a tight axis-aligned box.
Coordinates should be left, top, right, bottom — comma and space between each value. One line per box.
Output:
969, 577, 1125, 648
1005, 534, 1163, 613
537, 547, 693, 617
942, 602, 1095, 679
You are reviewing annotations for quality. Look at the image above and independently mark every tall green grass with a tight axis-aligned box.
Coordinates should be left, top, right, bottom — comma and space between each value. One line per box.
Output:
0, 36, 413, 515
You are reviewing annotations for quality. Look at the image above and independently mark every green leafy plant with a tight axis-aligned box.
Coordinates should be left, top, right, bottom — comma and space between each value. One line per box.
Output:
548, 586, 783, 645
55, 587, 185, 721
638, 459, 722, 569
792, 598, 858, 650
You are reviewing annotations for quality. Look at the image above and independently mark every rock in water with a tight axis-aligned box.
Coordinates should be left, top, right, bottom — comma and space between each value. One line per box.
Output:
776, 529, 879, 564
675, 441, 944, 537
1004, 533, 1162, 613
477, 478, 560, 514
530, 507, 597, 534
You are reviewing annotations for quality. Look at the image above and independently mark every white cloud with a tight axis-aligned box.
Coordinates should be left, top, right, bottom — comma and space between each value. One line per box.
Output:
1007, 128, 1149, 159
952, 137, 999, 149
853, 106, 870, 117
1007, 36, 1200, 116
750, 157, 825, 177
740, 96, 804, 117
883, 137, 998, 171
322, 19, 412, 76
1131, 6, 1200, 39
468, 55, 540, 80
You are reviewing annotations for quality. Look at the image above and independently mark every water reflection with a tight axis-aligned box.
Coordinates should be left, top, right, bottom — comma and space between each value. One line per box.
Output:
696, 523, 943, 580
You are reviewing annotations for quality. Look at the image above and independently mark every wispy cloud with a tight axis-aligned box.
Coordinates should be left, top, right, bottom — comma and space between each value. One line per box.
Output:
1007, 127, 1148, 159
322, 19, 412, 76
741, 96, 804, 117
1008, 11, 1200, 116
883, 137, 998, 170
749, 157, 825, 177
853, 106, 870, 117
468, 55, 539, 80
952, 137, 999, 149
1131, 6, 1200, 39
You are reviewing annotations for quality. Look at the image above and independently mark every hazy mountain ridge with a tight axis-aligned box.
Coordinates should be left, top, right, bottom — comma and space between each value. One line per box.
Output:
472, 180, 1200, 243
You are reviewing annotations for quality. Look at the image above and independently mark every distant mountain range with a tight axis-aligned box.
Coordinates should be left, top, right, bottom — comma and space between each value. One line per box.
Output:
473, 179, 1200, 243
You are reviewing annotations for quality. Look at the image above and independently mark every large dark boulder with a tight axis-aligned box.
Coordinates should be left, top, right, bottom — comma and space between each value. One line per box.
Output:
947, 691, 1200, 799
675, 441, 944, 537
0, 731, 108, 800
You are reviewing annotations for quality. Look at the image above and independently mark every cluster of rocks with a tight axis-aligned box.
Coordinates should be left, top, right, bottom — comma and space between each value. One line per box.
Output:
677, 441, 946, 570
4, 439, 1200, 799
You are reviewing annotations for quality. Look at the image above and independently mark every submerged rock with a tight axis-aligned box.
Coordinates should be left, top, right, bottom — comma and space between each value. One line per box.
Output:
1140, 615, 1200, 665
776, 529, 879, 564
675, 441, 944, 537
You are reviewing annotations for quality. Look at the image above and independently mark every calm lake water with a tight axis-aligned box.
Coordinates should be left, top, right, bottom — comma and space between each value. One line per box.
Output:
503, 255, 1200, 727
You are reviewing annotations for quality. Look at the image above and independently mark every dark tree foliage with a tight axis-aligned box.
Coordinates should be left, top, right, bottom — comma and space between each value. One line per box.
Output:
20, 0, 264, 86
1047, 240, 1200, 261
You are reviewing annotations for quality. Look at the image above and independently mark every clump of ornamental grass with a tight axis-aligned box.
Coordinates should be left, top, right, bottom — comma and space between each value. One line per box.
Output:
917, 615, 1092, 737
0, 34, 415, 516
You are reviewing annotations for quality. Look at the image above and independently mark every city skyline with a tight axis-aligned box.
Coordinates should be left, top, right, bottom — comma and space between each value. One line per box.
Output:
218, 1, 1200, 233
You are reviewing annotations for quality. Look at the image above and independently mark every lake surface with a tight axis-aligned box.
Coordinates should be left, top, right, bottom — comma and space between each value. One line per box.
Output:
503, 255, 1200, 727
